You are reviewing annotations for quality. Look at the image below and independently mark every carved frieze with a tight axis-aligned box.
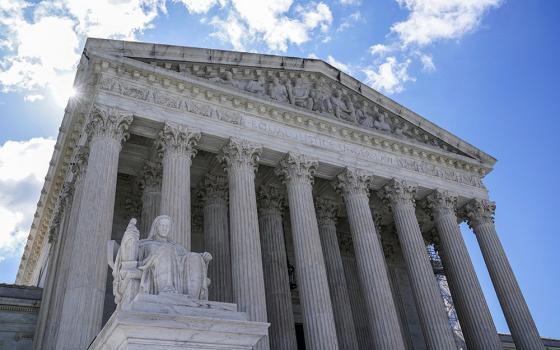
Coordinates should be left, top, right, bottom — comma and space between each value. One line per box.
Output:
99, 75, 242, 125
153, 62, 464, 155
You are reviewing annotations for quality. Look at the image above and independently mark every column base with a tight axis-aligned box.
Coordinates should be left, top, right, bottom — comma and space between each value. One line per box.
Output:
89, 293, 270, 350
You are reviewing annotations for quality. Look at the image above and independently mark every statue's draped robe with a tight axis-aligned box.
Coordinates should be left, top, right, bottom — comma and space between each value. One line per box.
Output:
138, 239, 208, 298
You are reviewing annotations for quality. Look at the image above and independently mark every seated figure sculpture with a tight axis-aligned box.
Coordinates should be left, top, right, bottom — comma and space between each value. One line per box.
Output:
108, 215, 212, 308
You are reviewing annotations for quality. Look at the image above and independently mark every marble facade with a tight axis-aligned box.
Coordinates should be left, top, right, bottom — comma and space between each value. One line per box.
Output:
17, 38, 545, 350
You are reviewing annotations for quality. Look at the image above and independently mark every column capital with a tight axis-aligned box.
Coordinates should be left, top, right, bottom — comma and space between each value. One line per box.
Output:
86, 105, 133, 143
424, 190, 458, 219
315, 197, 339, 227
463, 198, 496, 230
157, 122, 201, 159
334, 168, 370, 197
257, 183, 285, 216
275, 152, 318, 185
218, 138, 262, 172
138, 161, 162, 192
380, 178, 417, 207
199, 173, 229, 206
69, 146, 89, 183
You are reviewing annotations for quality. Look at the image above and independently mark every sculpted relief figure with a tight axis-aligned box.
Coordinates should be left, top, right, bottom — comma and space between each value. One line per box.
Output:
108, 215, 212, 307
268, 76, 289, 102
245, 76, 266, 96
287, 77, 313, 109
373, 108, 393, 133
310, 81, 333, 113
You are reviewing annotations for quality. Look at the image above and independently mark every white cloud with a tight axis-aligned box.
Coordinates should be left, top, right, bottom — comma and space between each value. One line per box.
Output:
337, 11, 363, 32
369, 43, 392, 56
418, 52, 435, 72
327, 55, 351, 74
392, 0, 502, 47
211, 0, 333, 52
363, 0, 500, 93
174, 0, 219, 14
363, 56, 414, 94
339, 0, 361, 5
0, 0, 165, 106
23, 94, 44, 102
0, 138, 55, 263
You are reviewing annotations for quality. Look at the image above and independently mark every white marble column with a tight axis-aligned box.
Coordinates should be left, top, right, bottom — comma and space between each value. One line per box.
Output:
157, 122, 201, 250
381, 179, 456, 350
315, 197, 359, 350
257, 184, 298, 350
56, 106, 132, 350
335, 169, 406, 349
275, 153, 339, 350
425, 191, 502, 350
464, 199, 544, 350
199, 172, 233, 303
139, 161, 162, 238
41, 150, 87, 350
33, 180, 74, 350
218, 138, 270, 350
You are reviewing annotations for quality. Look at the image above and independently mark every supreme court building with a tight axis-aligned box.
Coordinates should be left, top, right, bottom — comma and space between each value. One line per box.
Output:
13, 38, 548, 350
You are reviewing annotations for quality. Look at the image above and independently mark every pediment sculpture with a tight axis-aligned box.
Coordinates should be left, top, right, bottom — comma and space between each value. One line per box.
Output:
177, 66, 462, 155
108, 215, 212, 307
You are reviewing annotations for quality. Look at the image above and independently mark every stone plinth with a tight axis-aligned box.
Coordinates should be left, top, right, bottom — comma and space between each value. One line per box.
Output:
89, 293, 269, 350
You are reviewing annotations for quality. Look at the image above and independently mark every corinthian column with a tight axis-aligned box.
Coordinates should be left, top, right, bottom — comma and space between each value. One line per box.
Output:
381, 179, 456, 350
275, 153, 339, 350
425, 191, 502, 350
315, 197, 359, 350
199, 172, 232, 303
139, 161, 162, 238
157, 122, 201, 250
335, 169, 406, 349
257, 184, 298, 350
56, 106, 132, 350
218, 138, 269, 350
464, 199, 544, 350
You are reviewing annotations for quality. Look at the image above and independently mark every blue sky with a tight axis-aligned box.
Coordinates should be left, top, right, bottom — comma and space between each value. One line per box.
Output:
0, 0, 558, 339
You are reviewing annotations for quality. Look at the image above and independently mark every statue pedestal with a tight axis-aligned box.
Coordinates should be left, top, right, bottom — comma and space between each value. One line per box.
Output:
89, 293, 269, 350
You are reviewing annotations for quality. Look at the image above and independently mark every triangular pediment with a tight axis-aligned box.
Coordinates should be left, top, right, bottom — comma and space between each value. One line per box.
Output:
84, 38, 496, 168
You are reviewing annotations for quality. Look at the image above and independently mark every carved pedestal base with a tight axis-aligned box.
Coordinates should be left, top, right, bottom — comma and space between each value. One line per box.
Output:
89, 293, 269, 350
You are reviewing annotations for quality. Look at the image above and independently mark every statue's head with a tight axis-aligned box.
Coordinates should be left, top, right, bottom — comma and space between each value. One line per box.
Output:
148, 215, 173, 241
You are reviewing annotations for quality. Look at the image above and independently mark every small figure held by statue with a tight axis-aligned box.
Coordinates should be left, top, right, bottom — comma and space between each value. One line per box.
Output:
108, 215, 212, 308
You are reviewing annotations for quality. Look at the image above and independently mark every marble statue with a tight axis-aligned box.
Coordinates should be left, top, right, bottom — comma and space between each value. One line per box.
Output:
108, 215, 212, 307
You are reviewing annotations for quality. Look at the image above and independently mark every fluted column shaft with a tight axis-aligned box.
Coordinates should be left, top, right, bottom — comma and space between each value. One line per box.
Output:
56, 106, 132, 349
42, 155, 87, 350
341, 254, 373, 350
201, 173, 232, 303
276, 153, 339, 350
219, 139, 269, 350
33, 181, 74, 350
139, 161, 162, 238
426, 191, 501, 350
258, 184, 298, 350
382, 179, 456, 350
315, 197, 359, 350
158, 123, 200, 250
465, 199, 544, 350
336, 170, 406, 349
